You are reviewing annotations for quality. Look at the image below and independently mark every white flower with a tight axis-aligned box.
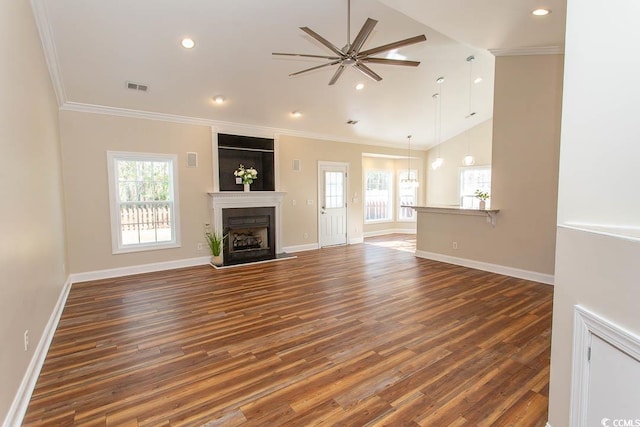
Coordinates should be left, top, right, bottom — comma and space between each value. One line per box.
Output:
234, 164, 258, 185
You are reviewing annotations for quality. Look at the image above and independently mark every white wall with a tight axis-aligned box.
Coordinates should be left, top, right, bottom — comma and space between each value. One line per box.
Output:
556, 3, 640, 226
0, 0, 67, 421
548, 1, 640, 425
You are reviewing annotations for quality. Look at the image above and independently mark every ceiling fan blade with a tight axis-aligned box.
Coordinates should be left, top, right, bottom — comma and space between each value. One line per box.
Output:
358, 34, 427, 58
300, 26, 345, 57
361, 57, 421, 67
273, 52, 341, 60
354, 62, 382, 82
289, 60, 341, 77
348, 18, 378, 55
328, 65, 346, 85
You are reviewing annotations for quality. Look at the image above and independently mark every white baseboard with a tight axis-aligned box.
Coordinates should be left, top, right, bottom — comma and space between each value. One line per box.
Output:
363, 228, 416, 238
415, 250, 554, 285
282, 243, 319, 253
3, 277, 72, 427
69, 256, 211, 283
545, 422, 552, 427
349, 236, 364, 245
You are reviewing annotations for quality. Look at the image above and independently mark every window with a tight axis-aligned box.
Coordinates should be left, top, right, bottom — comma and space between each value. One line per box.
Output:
398, 169, 418, 221
365, 170, 393, 222
107, 151, 180, 253
460, 167, 491, 209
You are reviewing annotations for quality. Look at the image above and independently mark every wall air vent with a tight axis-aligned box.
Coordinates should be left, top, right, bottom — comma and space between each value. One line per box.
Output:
346, 120, 359, 125
126, 81, 149, 92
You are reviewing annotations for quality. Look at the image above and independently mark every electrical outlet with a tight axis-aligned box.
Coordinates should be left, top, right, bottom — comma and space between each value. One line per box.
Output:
452, 241, 458, 250
24, 330, 29, 352
292, 199, 297, 206
306, 200, 313, 205
303, 232, 309, 239
197, 243, 204, 251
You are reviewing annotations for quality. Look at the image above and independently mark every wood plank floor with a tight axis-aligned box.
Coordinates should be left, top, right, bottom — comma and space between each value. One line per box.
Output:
23, 235, 553, 426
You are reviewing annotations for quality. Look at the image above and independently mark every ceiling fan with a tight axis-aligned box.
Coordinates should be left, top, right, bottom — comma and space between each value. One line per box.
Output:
272, 0, 427, 85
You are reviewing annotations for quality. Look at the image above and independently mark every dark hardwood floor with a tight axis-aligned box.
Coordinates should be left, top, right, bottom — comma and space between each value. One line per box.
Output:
23, 235, 553, 426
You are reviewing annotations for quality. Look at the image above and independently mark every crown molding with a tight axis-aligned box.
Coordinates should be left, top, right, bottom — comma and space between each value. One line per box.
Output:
489, 46, 564, 57
30, 0, 67, 106
60, 101, 425, 151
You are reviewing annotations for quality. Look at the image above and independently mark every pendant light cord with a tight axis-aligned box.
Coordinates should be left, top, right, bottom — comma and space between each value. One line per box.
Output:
467, 56, 474, 116
407, 135, 412, 177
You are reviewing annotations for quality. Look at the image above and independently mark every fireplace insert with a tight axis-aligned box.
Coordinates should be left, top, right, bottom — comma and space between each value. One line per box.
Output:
222, 207, 276, 265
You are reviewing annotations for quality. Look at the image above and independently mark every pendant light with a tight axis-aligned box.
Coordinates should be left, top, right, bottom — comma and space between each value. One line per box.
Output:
431, 94, 443, 170
431, 77, 445, 170
402, 135, 419, 188
462, 55, 476, 166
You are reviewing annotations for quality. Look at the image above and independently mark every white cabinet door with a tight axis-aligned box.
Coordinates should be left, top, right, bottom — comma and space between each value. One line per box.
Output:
586, 334, 640, 426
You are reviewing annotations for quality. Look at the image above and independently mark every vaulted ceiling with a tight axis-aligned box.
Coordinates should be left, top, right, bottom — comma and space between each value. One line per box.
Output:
33, 0, 566, 149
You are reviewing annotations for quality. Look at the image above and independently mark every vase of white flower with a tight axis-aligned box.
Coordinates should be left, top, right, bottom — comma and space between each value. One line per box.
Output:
474, 189, 490, 210
234, 164, 258, 191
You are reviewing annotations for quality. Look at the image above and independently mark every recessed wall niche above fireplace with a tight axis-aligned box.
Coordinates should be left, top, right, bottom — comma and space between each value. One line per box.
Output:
218, 133, 275, 192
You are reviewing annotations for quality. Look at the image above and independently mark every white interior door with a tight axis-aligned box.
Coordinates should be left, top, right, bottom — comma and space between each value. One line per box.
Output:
318, 162, 348, 247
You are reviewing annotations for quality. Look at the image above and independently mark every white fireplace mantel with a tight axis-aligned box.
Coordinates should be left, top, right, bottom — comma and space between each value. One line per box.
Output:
208, 191, 286, 254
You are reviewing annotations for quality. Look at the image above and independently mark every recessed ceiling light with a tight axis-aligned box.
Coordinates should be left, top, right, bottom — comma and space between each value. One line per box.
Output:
291, 111, 302, 118
355, 83, 365, 91
436, 77, 445, 84
474, 77, 483, 84
532, 8, 551, 16
213, 95, 225, 105
181, 38, 196, 49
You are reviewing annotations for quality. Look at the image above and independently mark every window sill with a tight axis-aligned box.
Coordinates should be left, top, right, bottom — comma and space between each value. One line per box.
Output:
364, 219, 394, 225
112, 242, 181, 255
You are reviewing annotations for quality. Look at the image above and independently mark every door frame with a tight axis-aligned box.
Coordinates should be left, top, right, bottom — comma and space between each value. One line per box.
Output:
317, 161, 349, 247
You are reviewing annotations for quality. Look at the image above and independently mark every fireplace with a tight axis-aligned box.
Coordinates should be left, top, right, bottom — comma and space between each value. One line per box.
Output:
209, 191, 286, 266
222, 207, 275, 266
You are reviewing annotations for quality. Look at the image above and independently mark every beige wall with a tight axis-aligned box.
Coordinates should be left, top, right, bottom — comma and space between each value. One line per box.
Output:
416, 54, 563, 276
60, 118, 424, 270
361, 156, 422, 235
0, 0, 67, 420
278, 135, 425, 247
426, 119, 493, 206
60, 111, 213, 273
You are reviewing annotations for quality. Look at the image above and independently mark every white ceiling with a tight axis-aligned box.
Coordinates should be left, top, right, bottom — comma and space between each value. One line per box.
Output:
35, 0, 566, 149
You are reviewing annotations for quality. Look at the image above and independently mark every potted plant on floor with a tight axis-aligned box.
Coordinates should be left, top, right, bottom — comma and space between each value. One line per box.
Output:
474, 189, 490, 210
205, 226, 226, 267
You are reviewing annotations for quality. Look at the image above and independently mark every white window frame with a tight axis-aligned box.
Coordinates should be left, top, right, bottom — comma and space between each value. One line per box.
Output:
364, 169, 394, 223
397, 169, 418, 222
459, 166, 491, 209
107, 151, 181, 254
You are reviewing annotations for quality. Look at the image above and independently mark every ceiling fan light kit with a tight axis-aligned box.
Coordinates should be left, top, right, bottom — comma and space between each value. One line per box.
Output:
273, 0, 427, 85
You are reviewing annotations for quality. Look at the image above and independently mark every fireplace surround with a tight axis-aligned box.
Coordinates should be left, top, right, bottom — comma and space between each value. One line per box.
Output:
209, 192, 286, 265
